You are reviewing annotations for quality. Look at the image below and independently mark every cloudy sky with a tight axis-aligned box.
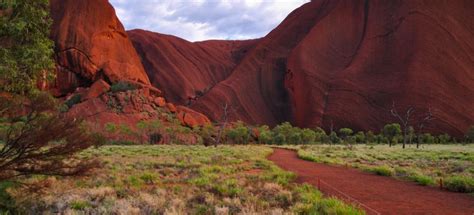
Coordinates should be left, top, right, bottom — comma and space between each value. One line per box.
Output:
109, 0, 309, 42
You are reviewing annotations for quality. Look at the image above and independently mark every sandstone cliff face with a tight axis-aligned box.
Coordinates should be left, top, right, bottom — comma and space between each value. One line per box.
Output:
50, 0, 150, 95
50, 0, 474, 136
128, 29, 258, 105
284, 0, 474, 135
187, 0, 473, 136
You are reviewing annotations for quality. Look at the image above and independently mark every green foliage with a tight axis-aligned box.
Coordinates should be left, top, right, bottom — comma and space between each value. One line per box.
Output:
212, 179, 242, 197
64, 94, 82, 108
422, 133, 435, 144
104, 123, 117, 133
408, 175, 434, 186
110, 81, 136, 93
0, 0, 55, 95
293, 184, 364, 215
301, 128, 316, 144
366, 131, 375, 143
329, 131, 340, 144
257, 125, 272, 144
0, 181, 15, 212
444, 176, 474, 193
313, 127, 327, 143
383, 123, 401, 145
366, 165, 394, 176
225, 121, 250, 144
465, 126, 474, 143
355, 131, 366, 143
438, 133, 451, 144
338, 128, 353, 141
288, 130, 303, 145
70, 200, 91, 210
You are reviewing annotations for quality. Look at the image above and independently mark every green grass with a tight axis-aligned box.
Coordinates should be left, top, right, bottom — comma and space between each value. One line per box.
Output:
365, 165, 394, 176
290, 144, 474, 193
6, 145, 364, 214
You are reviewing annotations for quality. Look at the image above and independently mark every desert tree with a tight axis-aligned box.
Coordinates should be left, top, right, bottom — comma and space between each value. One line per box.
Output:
390, 102, 434, 149
383, 123, 401, 147
212, 103, 239, 147
0, 93, 101, 181
338, 128, 353, 148
0, 0, 100, 182
465, 126, 474, 144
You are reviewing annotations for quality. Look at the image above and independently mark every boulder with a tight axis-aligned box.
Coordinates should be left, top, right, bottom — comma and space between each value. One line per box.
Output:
176, 106, 211, 127
166, 103, 177, 113
154, 97, 166, 107
83, 79, 110, 101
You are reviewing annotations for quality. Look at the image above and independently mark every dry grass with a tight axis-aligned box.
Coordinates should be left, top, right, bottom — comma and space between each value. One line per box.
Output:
3, 145, 364, 214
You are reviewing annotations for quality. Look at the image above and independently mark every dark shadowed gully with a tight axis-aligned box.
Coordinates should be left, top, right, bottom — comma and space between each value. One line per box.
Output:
268, 148, 474, 215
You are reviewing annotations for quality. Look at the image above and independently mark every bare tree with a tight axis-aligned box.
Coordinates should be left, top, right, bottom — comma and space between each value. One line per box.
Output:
214, 103, 230, 147
415, 109, 434, 149
0, 93, 101, 181
390, 102, 434, 149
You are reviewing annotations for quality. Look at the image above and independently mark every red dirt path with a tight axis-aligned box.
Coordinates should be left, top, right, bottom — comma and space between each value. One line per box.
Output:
268, 148, 474, 215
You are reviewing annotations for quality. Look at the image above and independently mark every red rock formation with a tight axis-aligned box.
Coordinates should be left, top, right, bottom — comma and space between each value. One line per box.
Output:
128, 29, 258, 104
82, 79, 110, 101
176, 106, 211, 128
285, 0, 474, 136
50, 0, 150, 95
50, 0, 473, 136
188, 0, 474, 136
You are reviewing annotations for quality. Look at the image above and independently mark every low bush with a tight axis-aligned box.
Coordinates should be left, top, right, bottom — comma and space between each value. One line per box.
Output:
366, 165, 394, 176
70, 200, 91, 210
110, 81, 136, 93
64, 94, 82, 108
444, 176, 474, 193
408, 175, 435, 186
0, 181, 15, 212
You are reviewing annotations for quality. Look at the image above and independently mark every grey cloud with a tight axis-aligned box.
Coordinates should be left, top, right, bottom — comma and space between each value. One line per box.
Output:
110, 0, 309, 41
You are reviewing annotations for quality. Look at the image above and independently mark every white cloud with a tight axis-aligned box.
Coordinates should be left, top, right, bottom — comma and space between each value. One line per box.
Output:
110, 0, 309, 42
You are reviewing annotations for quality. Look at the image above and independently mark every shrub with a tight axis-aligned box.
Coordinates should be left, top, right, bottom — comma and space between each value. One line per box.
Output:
108, 140, 135, 145
212, 179, 242, 197
329, 131, 340, 144
64, 94, 82, 108
366, 165, 394, 176
70, 200, 91, 210
225, 121, 250, 144
437, 134, 451, 144
258, 128, 273, 144
301, 129, 316, 144
338, 128, 353, 142
0, 181, 15, 211
383, 123, 401, 146
355, 131, 366, 143
409, 175, 434, 186
444, 176, 474, 193
110, 81, 136, 93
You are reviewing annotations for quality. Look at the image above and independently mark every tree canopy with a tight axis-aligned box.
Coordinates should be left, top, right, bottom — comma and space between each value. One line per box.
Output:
0, 0, 54, 95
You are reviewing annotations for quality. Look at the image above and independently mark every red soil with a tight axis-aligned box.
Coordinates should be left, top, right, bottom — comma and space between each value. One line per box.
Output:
268, 148, 474, 215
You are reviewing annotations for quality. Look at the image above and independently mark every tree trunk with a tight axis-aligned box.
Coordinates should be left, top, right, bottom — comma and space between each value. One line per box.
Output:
403, 130, 407, 149
417, 135, 421, 149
